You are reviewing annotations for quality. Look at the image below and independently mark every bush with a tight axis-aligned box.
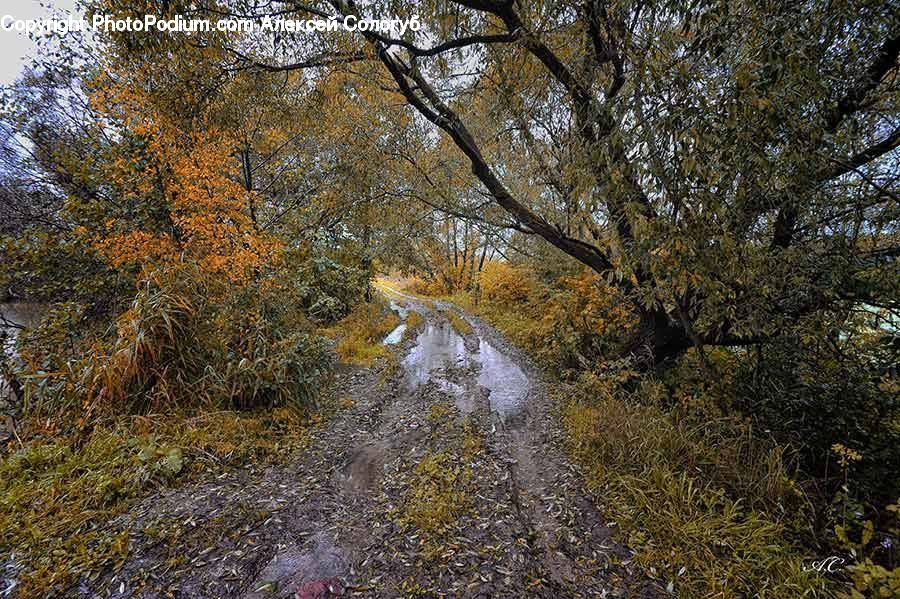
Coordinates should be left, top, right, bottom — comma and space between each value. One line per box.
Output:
293, 254, 370, 323
477, 261, 534, 305
16, 262, 333, 421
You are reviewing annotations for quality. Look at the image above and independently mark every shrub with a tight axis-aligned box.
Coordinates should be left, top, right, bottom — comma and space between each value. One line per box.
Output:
293, 254, 370, 323
17, 262, 332, 421
477, 260, 534, 305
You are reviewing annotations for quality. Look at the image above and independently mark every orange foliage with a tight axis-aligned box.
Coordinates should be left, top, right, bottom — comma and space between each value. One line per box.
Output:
477, 261, 535, 304
88, 78, 281, 284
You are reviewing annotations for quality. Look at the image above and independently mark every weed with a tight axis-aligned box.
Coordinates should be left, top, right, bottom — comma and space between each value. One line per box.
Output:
331, 299, 400, 366
443, 309, 472, 336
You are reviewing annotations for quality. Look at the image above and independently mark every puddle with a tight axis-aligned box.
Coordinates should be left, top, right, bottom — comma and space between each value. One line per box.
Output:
383, 324, 407, 345
383, 301, 409, 345
401, 316, 529, 422
402, 322, 469, 387
476, 338, 529, 421
389, 300, 409, 319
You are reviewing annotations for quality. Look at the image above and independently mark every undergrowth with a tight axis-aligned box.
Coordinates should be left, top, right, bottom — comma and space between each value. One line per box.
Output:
560, 375, 829, 597
330, 298, 400, 366
402, 269, 870, 597
0, 407, 318, 597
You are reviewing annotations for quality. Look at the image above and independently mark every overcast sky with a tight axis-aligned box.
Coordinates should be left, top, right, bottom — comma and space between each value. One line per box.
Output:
0, 0, 80, 85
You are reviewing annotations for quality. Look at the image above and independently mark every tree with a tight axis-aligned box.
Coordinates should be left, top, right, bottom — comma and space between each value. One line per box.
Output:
194, 0, 899, 366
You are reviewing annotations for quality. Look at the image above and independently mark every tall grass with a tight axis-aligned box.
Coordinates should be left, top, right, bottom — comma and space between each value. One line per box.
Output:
560, 375, 829, 596
332, 299, 400, 366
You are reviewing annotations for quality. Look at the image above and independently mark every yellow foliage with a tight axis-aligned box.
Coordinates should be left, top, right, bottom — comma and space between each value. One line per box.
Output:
399, 450, 471, 536
477, 260, 534, 305
332, 300, 400, 366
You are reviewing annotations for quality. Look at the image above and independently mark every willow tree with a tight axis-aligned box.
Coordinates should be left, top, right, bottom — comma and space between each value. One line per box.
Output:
100, 0, 899, 366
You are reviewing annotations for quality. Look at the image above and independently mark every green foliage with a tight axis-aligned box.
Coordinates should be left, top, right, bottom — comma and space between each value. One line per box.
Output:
729, 330, 900, 505
294, 254, 371, 323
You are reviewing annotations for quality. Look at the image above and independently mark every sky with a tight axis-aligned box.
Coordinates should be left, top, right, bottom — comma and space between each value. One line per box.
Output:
0, 0, 80, 85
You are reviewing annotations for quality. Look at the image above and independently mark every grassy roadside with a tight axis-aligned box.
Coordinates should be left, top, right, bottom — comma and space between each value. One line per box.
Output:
0, 407, 321, 597
326, 296, 400, 366
1, 296, 404, 598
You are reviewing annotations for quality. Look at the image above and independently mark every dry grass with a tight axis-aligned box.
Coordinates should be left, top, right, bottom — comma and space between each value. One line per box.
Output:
557, 381, 831, 597
404, 311, 424, 339
442, 309, 472, 336
331, 299, 400, 366
0, 408, 317, 597
437, 282, 836, 597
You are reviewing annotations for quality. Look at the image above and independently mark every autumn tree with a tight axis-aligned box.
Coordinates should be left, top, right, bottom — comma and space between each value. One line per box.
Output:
178, 0, 900, 367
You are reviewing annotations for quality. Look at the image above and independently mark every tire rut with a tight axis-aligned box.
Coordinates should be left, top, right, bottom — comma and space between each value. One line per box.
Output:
68, 298, 661, 599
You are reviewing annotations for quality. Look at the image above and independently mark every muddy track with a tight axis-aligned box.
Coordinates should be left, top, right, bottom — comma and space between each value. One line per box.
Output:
71, 297, 662, 599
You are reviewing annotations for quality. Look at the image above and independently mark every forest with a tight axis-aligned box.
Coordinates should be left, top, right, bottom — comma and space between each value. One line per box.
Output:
0, 1, 897, 597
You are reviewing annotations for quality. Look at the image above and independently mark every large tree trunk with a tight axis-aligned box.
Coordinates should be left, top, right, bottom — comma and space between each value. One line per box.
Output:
622, 308, 693, 368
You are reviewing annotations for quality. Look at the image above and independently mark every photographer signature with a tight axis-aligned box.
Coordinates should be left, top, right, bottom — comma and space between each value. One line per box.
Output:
805, 556, 845, 573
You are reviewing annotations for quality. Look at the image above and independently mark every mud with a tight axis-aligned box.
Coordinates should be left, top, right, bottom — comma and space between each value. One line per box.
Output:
45, 295, 662, 599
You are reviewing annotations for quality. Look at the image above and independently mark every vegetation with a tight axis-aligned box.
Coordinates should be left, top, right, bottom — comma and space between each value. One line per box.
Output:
0, 408, 317, 597
331, 299, 401, 366
413, 262, 898, 597
0, 0, 897, 597
442, 308, 473, 337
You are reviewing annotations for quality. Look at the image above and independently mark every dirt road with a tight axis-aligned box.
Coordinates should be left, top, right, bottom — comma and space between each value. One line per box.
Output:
77, 296, 659, 598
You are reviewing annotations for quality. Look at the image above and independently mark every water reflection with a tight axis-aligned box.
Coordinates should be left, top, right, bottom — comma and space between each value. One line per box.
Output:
400, 316, 529, 421
382, 323, 407, 345
476, 338, 529, 420
402, 322, 468, 387
383, 301, 410, 345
